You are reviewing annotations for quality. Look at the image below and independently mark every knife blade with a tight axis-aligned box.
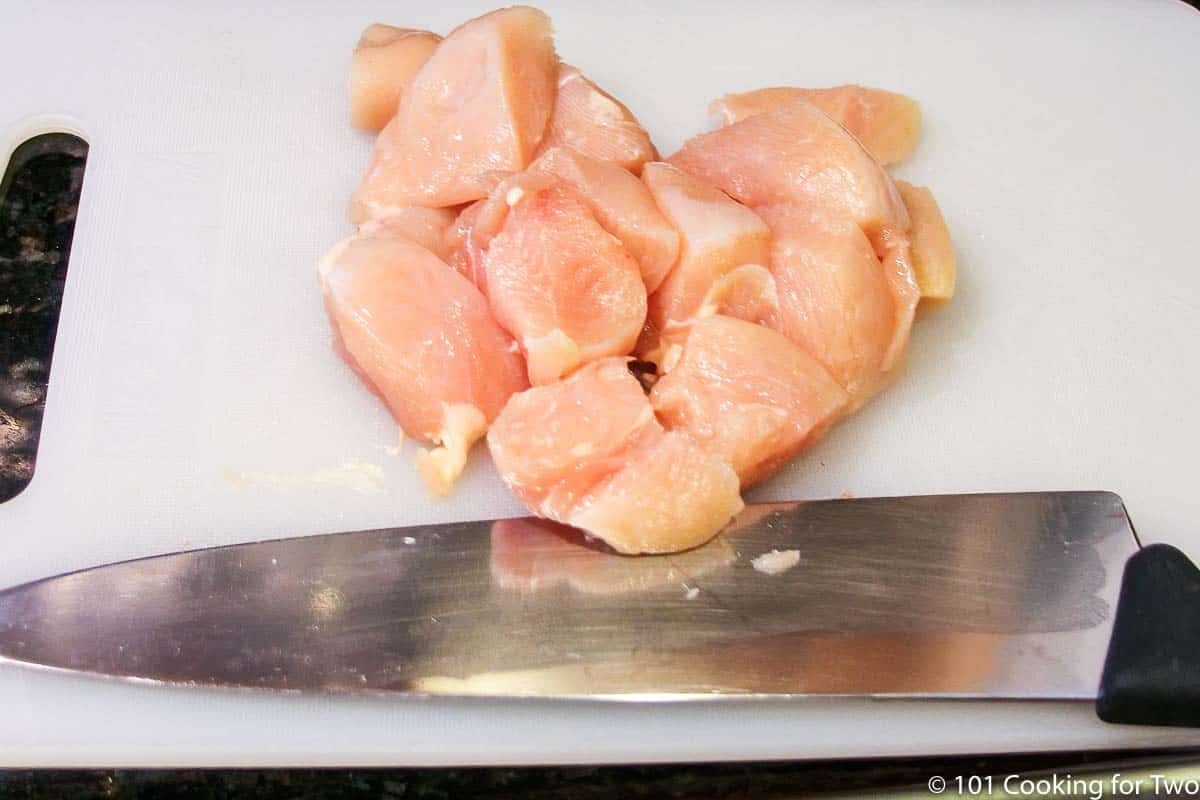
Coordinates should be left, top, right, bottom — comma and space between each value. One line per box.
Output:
0, 491, 1136, 699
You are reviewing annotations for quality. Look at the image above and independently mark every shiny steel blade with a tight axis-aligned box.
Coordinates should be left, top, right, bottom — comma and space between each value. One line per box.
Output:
0, 492, 1136, 699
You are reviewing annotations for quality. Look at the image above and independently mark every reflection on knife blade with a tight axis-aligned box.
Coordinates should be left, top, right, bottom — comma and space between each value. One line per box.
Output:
0, 492, 1133, 699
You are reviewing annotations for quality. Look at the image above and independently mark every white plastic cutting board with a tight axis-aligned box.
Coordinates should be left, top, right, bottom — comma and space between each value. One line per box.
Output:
2, 0, 1200, 767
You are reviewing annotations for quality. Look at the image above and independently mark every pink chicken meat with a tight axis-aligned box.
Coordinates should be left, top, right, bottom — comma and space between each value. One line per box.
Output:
651, 315, 848, 487
348, 25, 441, 132
529, 147, 678, 293
668, 100, 919, 379
757, 203, 904, 405
351, 6, 558, 215
481, 176, 647, 385
319, 233, 528, 495
639, 162, 774, 365
322, 5, 957, 554
710, 85, 921, 166
355, 205, 457, 258
488, 358, 743, 554
445, 148, 679, 296
668, 101, 910, 247
535, 64, 659, 174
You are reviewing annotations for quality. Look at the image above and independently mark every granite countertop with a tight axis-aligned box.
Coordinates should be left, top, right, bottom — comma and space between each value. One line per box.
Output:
3, 751, 1200, 799
0, 132, 86, 503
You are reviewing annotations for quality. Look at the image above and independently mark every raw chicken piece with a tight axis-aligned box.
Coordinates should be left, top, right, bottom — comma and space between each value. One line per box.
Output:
530, 147, 678, 292
350, 6, 558, 213
667, 101, 910, 247
356, 205, 456, 259
445, 150, 679, 298
319, 234, 527, 495
874, 227, 920, 369
640, 162, 772, 336
757, 204, 902, 405
349, 25, 441, 131
639, 263, 780, 373
710, 86, 921, 166
569, 430, 745, 554
488, 358, 743, 554
443, 171, 559, 295
651, 315, 848, 487
443, 207, 489, 292
482, 179, 647, 385
669, 103, 918, 371
535, 64, 658, 174
444, 200, 488, 290
488, 358, 652, 518
896, 180, 956, 305
701, 263, 779, 327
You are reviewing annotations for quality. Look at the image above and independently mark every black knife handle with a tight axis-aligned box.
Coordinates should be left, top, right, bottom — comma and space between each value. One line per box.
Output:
1097, 544, 1200, 727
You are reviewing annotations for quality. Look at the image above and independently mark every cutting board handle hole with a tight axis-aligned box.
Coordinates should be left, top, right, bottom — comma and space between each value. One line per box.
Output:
0, 132, 89, 504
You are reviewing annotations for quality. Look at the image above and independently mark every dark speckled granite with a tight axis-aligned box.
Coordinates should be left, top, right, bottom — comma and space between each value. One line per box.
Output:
0, 132, 87, 503
2, 752, 1200, 798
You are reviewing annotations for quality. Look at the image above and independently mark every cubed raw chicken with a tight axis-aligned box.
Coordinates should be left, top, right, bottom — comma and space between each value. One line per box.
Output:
350, 6, 558, 213
444, 172, 565, 297
481, 178, 647, 385
530, 147, 678, 292
328, 6, 956, 544
535, 64, 658, 174
319, 233, 528, 495
443, 198, 495, 293
710, 85, 921, 166
700, 264, 779, 328
355, 205, 457, 259
567, 429, 743, 554
757, 204, 905, 406
651, 315, 848, 487
488, 358, 743, 554
896, 180, 956, 305
669, 101, 918, 379
639, 263, 781, 374
668, 101, 910, 248
640, 162, 772, 341
348, 25, 441, 132
446, 150, 679, 296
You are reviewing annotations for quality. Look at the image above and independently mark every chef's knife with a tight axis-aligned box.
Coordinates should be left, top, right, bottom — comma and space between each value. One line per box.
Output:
0, 491, 1193, 724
